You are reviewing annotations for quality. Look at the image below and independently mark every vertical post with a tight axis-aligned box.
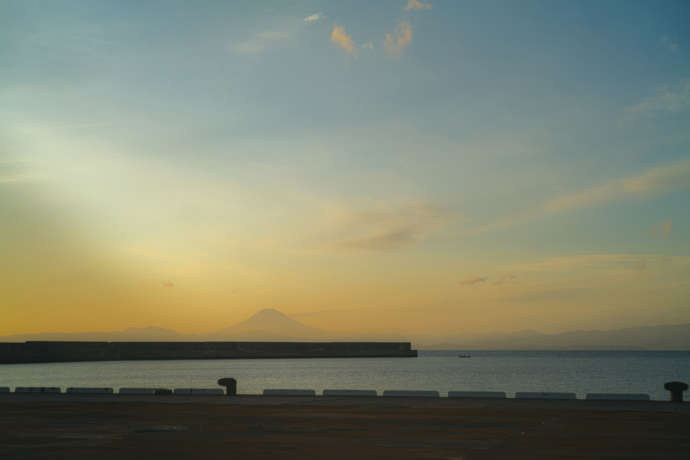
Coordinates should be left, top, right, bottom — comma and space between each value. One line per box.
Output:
217, 378, 237, 396
664, 381, 688, 403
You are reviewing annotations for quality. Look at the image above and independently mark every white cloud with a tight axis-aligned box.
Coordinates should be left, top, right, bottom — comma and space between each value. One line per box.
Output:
404, 0, 432, 11
304, 13, 321, 23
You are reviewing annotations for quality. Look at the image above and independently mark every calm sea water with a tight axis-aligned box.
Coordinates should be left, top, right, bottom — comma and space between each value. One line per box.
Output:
1, 350, 688, 400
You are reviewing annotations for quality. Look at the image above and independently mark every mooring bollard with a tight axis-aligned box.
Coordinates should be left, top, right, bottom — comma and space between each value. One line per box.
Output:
217, 378, 237, 396
664, 381, 688, 403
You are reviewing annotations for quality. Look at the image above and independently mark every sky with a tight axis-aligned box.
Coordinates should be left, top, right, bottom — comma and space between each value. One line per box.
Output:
1, 0, 689, 338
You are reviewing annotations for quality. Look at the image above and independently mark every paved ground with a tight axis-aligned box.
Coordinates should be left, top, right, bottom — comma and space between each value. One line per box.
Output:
1, 396, 689, 459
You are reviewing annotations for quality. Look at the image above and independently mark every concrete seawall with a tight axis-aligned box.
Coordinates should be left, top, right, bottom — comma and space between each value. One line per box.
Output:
0, 341, 418, 364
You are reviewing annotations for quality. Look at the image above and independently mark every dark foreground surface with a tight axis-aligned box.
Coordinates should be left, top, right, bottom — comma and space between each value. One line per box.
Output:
1, 396, 689, 459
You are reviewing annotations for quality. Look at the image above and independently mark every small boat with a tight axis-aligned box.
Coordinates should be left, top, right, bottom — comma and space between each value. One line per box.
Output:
457, 354, 471, 358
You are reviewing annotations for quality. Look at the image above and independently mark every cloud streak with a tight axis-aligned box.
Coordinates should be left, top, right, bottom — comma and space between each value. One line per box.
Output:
474, 158, 690, 234
459, 276, 488, 286
232, 23, 299, 54
331, 25, 355, 55
325, 203, 450, 252
626, 80, 690, 115
384, 21, 413, 56
340, 225, 421, 251
494, 274, 517, 285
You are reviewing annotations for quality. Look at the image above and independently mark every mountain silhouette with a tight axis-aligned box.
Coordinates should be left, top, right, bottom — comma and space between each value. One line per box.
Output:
212, 309, 325, 339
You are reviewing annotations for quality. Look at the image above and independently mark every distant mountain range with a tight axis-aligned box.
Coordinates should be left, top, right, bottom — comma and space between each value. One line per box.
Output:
425, 323, 690, 350
212, 309, 326, 340
2, 309, 689, 349
0, 309, 326, 342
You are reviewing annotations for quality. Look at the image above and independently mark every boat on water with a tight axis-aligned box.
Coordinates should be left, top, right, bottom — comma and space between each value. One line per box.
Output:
458, 354, 471, 358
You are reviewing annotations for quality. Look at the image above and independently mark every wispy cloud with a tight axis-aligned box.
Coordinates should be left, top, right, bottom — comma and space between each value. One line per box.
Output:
664, 220, 673, 236
341, 226, 422, 251
651, 219, 672, 237
304, 13, 321, 23
384, 21, 413, 57
232, 24, 299, 54
361, 42, 374, 50
325, 203, 450, 251
459, 276, 488, 286
661, 35, 679, 53
507, 254, 663, 274
474, 158, 690, 234
331, 25, 355, 55
626, 80, 690, 115
0, 174, 32, 184
404, 0, 432, 11
0, 161, 33, 185
494, 274, 517, 285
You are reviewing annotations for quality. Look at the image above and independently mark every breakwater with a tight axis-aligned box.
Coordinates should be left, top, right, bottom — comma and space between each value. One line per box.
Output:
0, 341, 417, 364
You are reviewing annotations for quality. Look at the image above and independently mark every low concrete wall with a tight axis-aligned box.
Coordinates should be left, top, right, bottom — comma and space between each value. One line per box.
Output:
0, 387, 9, 393
66, 388, 113, 394
323, 389, 378, 397
448, 391, 506, 399
383, 390, 439, 398
515, 392, 577, 400
119, 388, 157, 395
15, 387, 61, 393
174, 388, 225, 395
0, 341, 417, 364
263, 389, 316, 396
585, 393, 650, 401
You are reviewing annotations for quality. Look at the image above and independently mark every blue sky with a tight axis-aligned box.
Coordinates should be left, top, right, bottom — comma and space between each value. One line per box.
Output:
1, 0, 689, 335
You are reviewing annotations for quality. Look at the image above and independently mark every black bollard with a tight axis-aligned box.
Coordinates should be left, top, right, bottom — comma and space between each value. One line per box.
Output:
218, 378, 237, 396
664, 381, 688, 403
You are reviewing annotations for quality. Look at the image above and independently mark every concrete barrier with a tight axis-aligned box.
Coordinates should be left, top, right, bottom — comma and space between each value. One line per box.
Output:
263, 389, 316, 396
66, 387, 113, 394
515, 392, 576, 400
119, 388, 157, 395
0, 387, 10, 393
448, 391, 506, 399
383, 390, 439, 398
15, 387, 61, 393
585, 393, 650, 401
173, 388, 225, 395
323, 389, 378, 397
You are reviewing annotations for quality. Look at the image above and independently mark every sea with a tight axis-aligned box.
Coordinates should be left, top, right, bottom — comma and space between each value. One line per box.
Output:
1, 350, 688, 400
